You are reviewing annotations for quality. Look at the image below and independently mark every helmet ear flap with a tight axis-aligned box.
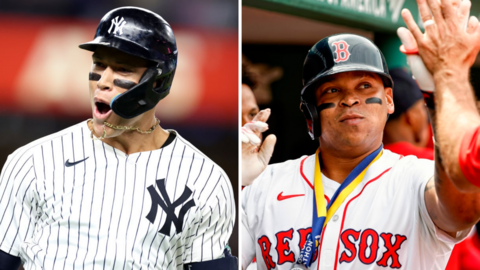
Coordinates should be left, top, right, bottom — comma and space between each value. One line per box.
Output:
300, 100, 321, 140
111, 67, 161, 119
110, 59, 177, 119
153, 64, 176, 96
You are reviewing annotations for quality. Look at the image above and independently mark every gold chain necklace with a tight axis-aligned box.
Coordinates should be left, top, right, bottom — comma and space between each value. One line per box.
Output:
89, 118, 160, 140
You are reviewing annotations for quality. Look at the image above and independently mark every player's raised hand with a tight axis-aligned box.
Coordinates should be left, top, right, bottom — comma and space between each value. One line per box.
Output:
401, 0, 480, 74
242, 109, 276, 186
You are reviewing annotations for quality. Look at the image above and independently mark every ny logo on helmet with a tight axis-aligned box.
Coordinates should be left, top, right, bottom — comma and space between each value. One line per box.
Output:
108, 16, 127, 35
332, 41, 350, 63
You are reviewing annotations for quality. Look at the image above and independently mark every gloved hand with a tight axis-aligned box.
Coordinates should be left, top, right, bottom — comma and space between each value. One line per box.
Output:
397, 0, 473, 92
241, 121, 268, 146
242, 109, 276, 186
397, 27, 435, 92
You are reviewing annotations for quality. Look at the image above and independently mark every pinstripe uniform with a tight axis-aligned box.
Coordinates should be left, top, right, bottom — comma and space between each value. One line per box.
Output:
0, 120, 235, 269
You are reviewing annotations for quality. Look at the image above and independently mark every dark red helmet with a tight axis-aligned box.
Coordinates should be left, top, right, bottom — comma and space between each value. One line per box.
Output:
300, 34, 393, 139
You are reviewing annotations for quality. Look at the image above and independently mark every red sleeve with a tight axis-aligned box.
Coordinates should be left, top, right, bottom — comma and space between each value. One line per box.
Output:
459, 125, 480, 187
445, 232, 480, 270
445, 244, 461, 270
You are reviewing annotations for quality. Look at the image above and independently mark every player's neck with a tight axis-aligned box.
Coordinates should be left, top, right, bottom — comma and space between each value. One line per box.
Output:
319, 143, 381, 184
383, 120, 416, 146
90, 115, 171, 155
103, 126, 170, 155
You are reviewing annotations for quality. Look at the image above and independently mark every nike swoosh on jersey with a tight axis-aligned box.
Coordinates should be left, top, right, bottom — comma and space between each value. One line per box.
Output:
277, 192, 305, 201
65, 157, 89, 167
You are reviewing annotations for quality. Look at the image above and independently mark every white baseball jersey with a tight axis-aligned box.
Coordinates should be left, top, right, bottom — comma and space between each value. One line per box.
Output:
0, 120, 235, 269
242, 149, 471, 270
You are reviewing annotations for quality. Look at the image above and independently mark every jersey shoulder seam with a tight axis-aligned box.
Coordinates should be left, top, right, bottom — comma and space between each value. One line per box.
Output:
174, 132, 230, 180
10, 121, 85, 158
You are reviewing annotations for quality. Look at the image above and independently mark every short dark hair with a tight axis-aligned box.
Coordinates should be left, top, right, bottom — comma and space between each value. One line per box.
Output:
242, 64, 257, 90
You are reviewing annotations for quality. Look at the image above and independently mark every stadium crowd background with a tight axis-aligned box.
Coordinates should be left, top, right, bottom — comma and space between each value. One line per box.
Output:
0, 0, 239, 265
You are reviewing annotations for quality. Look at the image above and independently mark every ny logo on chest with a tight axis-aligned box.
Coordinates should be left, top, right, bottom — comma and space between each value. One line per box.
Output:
145, 179, 196, 235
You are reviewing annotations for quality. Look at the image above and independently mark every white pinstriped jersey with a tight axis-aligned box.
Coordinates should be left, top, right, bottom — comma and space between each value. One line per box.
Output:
242, 149, 471, 270
0, 120, 235, 269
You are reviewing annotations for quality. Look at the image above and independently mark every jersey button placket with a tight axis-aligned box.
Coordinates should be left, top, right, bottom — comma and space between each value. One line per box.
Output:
319, 207, 345, 269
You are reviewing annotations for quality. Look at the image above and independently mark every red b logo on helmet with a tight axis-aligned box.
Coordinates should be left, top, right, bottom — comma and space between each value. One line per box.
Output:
332, 41, 350, 63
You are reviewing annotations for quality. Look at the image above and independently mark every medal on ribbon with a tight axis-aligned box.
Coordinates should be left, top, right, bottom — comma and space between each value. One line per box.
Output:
290, 263, 309, 270
296, 145, 383, 268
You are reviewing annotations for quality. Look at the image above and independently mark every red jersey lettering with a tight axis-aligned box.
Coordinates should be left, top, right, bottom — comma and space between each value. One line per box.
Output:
258, 235, 276, 269
358, 229, 379, 265
275, 229, 295, 265
297, 227, 318, 262
339, 229, 361, 263
377, 233, 407, 268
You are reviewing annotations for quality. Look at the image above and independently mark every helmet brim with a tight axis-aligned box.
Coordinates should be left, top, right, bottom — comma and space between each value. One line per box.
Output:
79, 36, 166, 63
301, 63, 393, 97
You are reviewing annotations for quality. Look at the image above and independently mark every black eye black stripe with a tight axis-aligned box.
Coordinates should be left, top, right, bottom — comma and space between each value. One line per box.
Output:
88, 72, 137, 90
89, 72, 101, 81
113, 79, 137, 90
366, 97, 382, 105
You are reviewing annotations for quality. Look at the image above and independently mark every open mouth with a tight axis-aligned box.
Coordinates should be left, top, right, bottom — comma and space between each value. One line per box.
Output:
95, 101, 112, 116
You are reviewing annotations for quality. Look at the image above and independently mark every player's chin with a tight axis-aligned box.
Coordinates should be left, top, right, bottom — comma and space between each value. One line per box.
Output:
91, 114, 109, 134
338, 129, 372, 145
90, 120, 104, 137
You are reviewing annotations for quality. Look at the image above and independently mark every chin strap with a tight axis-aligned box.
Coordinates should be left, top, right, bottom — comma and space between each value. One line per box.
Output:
89, 118, 160, 140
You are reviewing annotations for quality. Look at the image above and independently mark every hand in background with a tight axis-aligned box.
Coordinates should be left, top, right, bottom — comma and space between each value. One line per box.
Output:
401, 0, 480, 74
242, 109, 276, 186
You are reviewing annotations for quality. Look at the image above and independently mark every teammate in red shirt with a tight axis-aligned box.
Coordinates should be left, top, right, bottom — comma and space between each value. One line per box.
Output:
458, 126, 480, 186
383, 68, 432, 160
445, 223, 480, 270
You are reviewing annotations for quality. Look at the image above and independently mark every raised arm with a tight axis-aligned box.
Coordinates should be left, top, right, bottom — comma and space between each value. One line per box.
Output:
402, 0, 480, 233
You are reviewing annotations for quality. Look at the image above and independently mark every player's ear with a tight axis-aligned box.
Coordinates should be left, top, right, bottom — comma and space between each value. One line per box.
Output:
384, 87, 394, 114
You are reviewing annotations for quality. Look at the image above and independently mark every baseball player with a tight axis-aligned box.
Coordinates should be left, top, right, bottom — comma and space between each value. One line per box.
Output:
383, 68, 432, 160
242, 33, 480, 269
0, 7, 236, 270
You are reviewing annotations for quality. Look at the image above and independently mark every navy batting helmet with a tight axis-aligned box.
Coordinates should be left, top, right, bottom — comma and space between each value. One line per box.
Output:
300, 34, 393, 140
79, 6, 177, 119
